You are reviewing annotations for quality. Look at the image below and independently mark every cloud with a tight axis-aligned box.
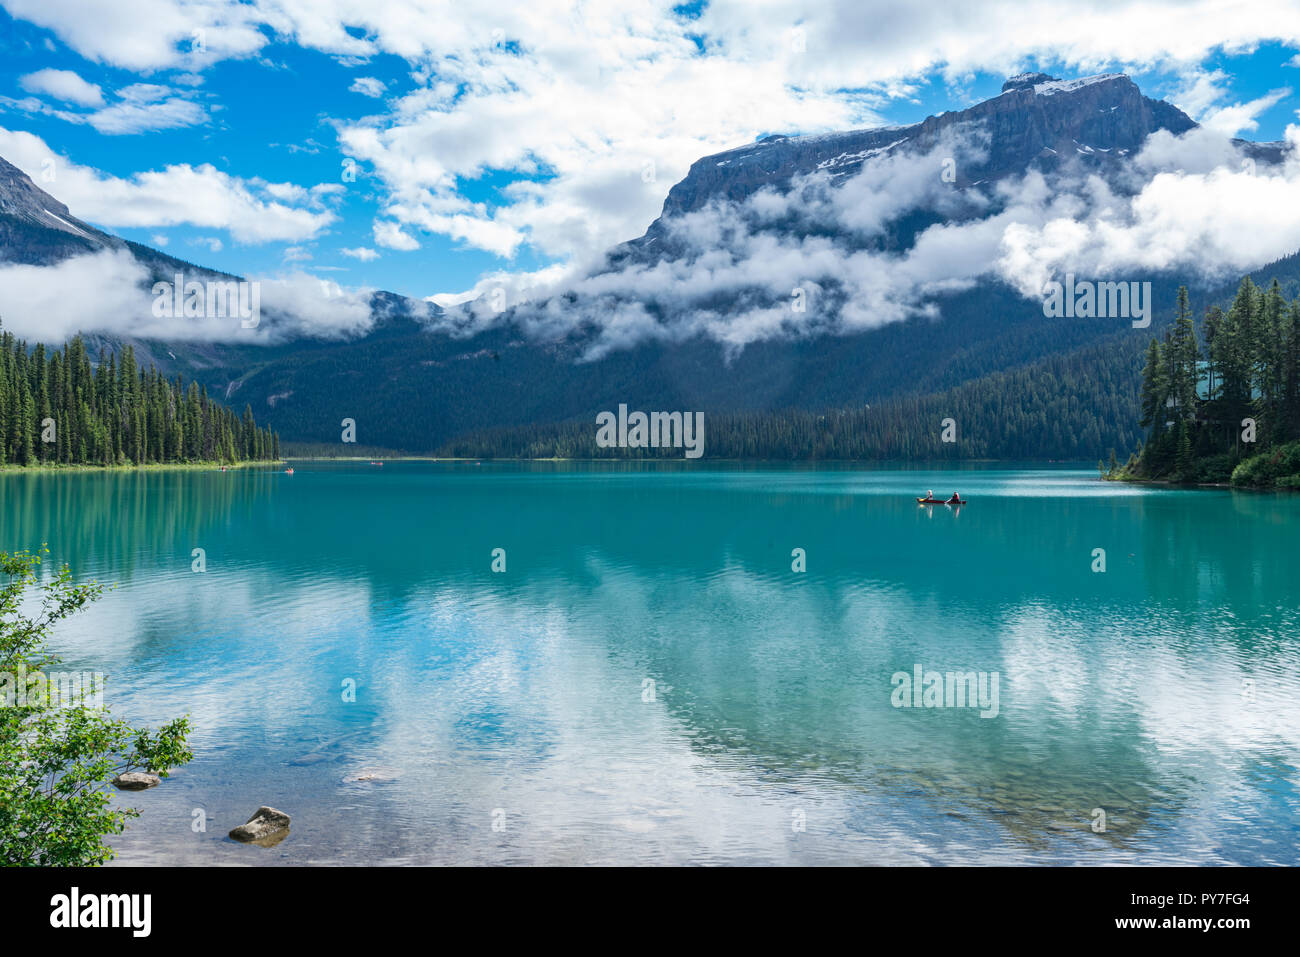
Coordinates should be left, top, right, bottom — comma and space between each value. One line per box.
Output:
18, 68, 104, 107
1166, 68, 1234, 118
83, 83, 208, 134
15, 1, 1300, 79
8, 0, 1300, 356
333, 21, 877, 263
1201, 89, 1291, 136
1167, 69, 1291, 136
257, 272, 375, 339
998, 125, 1300, 295
0, 248, 375, 343
349, 76, 387, 97
0, 127, 338, 243
342, 246, 380, 261
0, 84, 207, 135
1, 0, 269, 71
696, 1, 1300, 89
12, 0, 1300, 272
430, 125, 1300, 358
258, 180, 344, 206
432, 131, 1012, 356
373, 219, 420, 250
0, 249, 159, 344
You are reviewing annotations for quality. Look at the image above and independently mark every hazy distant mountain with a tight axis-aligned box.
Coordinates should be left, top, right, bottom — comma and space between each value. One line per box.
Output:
1, 74, 1292, 457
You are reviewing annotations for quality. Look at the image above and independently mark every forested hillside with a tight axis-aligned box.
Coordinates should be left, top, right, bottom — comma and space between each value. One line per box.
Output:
439, 254, 1300, 463
436, 333, 1143, 461
0, 327, 279, 467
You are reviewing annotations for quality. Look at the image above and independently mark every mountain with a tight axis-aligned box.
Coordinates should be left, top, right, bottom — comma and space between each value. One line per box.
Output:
0, 73, 1292, 457
612, 72, 1281, 266
1, 154, 117, 266
0, 155, 235, 280
665, 72, 1200, 212
439, 248, 1300, 462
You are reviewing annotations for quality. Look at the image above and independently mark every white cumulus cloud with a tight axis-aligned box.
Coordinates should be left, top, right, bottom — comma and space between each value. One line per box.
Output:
0, 127, 339, 243
18, 68, 104, 107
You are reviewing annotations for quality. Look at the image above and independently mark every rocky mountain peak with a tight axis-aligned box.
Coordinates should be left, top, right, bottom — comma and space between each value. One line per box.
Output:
1001, 72, 1058, 92
611, 73, 1206, 266
0, 155, 103, 241
0, 154, 117, 265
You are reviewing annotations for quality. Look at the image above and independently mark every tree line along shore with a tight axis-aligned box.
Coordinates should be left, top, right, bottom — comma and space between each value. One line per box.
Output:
1108, 279, 1300, 490
8, 274, 1300, 487
0, 329, 278, 468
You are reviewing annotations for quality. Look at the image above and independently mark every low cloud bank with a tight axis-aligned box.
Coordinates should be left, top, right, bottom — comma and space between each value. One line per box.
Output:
436, 124, 1300, 359
0, 248, 374, 344
6, 125, 1300, 355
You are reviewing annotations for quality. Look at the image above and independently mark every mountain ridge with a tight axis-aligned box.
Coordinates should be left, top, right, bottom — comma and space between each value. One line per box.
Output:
613, 72, 1282, 267
0, 72, 1293, 457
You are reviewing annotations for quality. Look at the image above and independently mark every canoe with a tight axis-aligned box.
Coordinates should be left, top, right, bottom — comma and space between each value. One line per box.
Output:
917, 497, 965, 505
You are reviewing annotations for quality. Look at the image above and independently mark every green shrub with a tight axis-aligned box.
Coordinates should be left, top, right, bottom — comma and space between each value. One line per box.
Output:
1231, 440, 1300, 489
1, 548, 192, 865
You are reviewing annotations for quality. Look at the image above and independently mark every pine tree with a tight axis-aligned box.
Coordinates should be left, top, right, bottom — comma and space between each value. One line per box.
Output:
1139, 338, 1166, 430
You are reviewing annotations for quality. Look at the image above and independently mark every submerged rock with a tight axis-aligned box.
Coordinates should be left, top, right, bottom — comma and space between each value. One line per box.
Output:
229, 806, 291, 845
288, 729, 364, 766
112, 772, 161, 791
341, 767, 400, 784
288, 751, 336, 766
244, 828, 290, 848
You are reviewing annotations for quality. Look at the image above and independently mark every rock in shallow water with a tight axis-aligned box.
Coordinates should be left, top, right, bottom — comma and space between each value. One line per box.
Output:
229, 806, 291, 845
342, 767, 400, 784
112, 772, 161, 790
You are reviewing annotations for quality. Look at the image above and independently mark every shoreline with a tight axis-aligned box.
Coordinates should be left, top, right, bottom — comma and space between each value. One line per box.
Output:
1106, 472, 1292, 492
279, 455, 1091, 465
18, 457, 1264, 477
2, 456, 1102, 472
0, 460, 284, 474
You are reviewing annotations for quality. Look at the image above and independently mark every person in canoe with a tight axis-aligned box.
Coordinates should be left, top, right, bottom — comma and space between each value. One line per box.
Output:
926, 489, 933, 501
947, 491, 961, 504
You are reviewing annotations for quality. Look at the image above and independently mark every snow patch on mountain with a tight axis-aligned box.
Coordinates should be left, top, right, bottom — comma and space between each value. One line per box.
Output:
1034, 74, 1127, 96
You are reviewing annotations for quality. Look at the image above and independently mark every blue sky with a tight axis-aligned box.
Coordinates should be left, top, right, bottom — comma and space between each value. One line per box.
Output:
3, 0, 1300, 303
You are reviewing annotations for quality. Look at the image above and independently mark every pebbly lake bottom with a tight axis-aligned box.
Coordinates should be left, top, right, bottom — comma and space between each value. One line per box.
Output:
2, 461, 1297, 865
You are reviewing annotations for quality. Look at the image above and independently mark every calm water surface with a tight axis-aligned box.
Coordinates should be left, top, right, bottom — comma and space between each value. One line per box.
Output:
2, 462, 1297, 865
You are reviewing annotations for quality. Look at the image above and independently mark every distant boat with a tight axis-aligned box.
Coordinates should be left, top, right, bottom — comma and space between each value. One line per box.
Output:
917, 497, 965, 505
284, 467, 295, 475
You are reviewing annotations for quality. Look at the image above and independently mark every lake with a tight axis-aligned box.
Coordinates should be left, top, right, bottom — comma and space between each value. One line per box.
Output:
2, 462, 1297, 865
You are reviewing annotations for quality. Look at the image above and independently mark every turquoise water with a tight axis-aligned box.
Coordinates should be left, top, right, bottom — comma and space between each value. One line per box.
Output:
2, 462, 1298, 865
